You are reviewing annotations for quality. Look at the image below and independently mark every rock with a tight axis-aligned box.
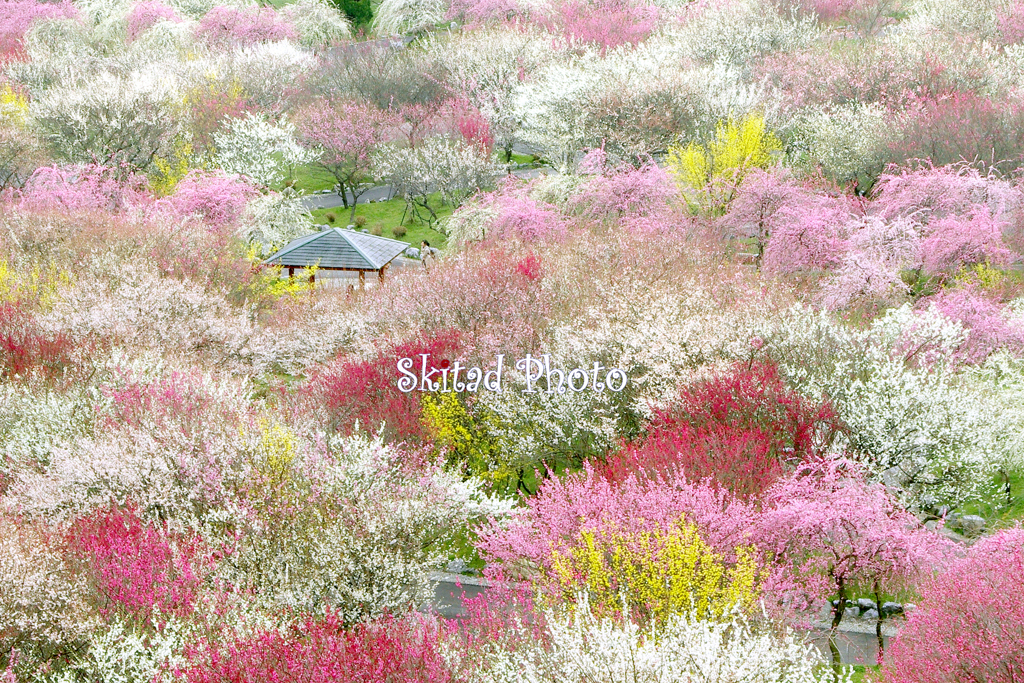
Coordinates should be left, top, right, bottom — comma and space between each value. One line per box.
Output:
405, 247, 421, 259
918, 494, 941, 516
903, 603, 917, 614
861, 608, 879, 620
881, 602, 903, 617
957, 515, 986, 536
844, 607, 859, 621
857, 598, 877, 613
446, 559, 469, 574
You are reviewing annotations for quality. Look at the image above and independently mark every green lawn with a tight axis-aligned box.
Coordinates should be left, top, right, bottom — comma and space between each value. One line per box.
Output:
960, 467, 1024, 527
281, 163, 338, 194
309, 193, 451, 251
848, 664, 880, 683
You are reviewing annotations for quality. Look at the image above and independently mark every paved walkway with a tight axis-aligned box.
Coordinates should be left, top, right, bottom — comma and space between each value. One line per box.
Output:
298, 167, 551, 212
425, 573, 893, 666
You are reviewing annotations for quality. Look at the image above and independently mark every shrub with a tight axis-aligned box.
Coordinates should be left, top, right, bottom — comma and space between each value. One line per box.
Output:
18, 164, 149, 213
889, 92, 1024, 175
354, 215, 367, 227
325, 211, 337, 223
0, 302, 78, 382
879, 528, 1024, 683
600, 361, 841, 499
449, 593, 838, 683
393, 224, 408, 237
541, 0, 660, 54
549, 517, 760, 628
176, 612, 454, 683
63, 502, 207, 627
194, 6, 297, 49
298, 329, 463, 442
918, 287, 1024, 364
370, 222, 383, 236
0, 1, 78, 63
126, 1, 182, 42
919, 206, 1013, 275
667, 113, 783, 215
476, 463, 755, 586
167, 170, 258, 232
221, 431, 511, 622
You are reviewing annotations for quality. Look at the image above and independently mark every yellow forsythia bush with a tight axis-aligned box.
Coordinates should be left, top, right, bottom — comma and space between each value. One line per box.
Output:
421, 391, 515, 490
667, 113, 781, 214
550, 517, 760, 627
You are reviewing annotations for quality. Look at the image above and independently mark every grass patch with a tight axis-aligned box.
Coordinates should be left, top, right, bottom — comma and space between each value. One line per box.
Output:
847, 664, 880, 683
960, 466, 1024, 526
507, 152, 540, 165
275, 161, 338, 194
308, 193, 451, 250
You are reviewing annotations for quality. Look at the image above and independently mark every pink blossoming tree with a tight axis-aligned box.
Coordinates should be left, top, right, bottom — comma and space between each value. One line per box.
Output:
294, 100, 397, 222
879, 527, 1024, 683
754, 458, 950, 673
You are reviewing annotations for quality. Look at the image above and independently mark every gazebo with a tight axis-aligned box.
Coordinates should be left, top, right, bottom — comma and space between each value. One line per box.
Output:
263, 227, 410, 287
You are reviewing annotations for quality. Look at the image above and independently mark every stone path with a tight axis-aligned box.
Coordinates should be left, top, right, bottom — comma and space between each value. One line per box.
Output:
424, 573, 893, 666
298, 167, 552, 212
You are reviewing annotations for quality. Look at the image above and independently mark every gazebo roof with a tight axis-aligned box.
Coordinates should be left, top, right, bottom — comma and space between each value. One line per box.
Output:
264, 227, 409, 271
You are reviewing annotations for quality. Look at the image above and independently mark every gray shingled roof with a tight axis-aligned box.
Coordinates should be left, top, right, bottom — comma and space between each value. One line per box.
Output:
264, 228, 409, 271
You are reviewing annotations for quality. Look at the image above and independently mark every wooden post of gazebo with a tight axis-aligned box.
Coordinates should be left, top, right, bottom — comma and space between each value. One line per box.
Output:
378, 262, 389, 284
358, 270, 365, 290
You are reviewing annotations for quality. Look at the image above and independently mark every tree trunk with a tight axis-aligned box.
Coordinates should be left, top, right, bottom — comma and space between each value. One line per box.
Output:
874, 583, 885, 664
830, 577, 847, 682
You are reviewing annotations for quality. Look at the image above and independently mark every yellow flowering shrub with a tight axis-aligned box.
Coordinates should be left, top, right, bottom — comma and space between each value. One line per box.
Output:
0, 84, 29, 126
550, 517, 760, 627
257, 419, 297, 481
667, 113, 782, 214
421, 391, 512, 489
151, 138, 198, 195
955, 261, 1005, 291
0, 260, 72, 309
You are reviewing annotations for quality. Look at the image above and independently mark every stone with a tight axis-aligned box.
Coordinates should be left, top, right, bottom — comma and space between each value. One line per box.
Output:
903, 603, 917, 614
857, 598, 877, 613
881, 602, 903, 617
405, 247, 421, 259
957, 515, 986, 536
844, 607, 859, 621
918, 494, 941, 516
446, 559, 469, 574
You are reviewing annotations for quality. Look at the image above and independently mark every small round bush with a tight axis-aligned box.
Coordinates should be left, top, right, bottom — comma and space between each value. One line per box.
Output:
325, 212, 336, 224
393, 225, 407, 238
354, 215, 367, 227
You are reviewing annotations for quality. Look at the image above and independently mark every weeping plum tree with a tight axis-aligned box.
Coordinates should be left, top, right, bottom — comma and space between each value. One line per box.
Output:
295, 99, 397, 222
755, 457, 949, 677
